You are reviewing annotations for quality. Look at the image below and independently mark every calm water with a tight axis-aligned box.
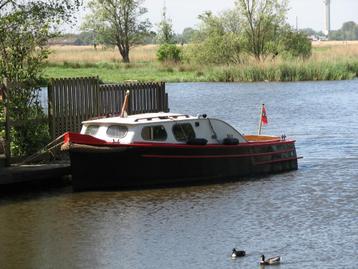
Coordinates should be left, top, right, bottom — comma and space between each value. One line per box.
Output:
1, 81, 357, 268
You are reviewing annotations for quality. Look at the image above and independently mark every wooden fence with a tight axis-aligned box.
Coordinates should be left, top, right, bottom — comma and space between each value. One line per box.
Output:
48, 77, 169, 138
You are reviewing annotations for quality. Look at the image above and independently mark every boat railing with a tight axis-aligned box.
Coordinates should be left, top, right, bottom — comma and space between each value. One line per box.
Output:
134, 114, 190, 122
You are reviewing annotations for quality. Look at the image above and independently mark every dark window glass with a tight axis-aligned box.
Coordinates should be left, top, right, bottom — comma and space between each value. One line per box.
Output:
141, 125, 167, 141
106, 125, 128, 138
85, 125, 99, 136
172, 123, 196, 142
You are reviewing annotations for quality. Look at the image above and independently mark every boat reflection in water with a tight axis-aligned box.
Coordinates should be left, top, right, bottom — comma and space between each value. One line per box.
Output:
64, 112, 300, 191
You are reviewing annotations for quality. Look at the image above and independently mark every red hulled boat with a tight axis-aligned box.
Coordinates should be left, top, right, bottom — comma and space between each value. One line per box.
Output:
63, 112, 300, 191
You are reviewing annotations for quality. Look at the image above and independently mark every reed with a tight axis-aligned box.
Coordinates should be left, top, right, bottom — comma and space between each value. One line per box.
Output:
206, 61, 358, 82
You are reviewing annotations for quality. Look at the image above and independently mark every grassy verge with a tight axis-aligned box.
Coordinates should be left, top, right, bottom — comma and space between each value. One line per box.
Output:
44, 60, 358, 83
44, 43, 358, 83
44, 62, 203, 83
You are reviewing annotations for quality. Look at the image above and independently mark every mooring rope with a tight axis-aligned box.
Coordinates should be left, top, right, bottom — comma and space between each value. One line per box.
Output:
17, 133, 67, 165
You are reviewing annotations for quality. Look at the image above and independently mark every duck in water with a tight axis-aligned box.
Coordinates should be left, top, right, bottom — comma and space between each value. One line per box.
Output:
260, 254, 281, 265
231, 248, 246, 259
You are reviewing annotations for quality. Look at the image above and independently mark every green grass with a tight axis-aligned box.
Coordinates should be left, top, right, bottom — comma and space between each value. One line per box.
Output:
44, 60, 358, 83
44, 62, 203, 83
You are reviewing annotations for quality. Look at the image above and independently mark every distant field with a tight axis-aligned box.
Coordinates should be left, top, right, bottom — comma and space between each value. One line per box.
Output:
312, 40, 358, 47
44, 42, 358, 83
311, 41, 358, 62
47, 44, 158, 63
47, 42, 358, 64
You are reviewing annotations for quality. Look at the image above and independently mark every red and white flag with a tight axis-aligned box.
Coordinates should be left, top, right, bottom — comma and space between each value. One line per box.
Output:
261, 104, 268, 125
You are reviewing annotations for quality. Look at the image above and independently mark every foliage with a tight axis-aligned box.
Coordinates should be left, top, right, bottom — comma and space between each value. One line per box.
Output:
330, 21, 358, 40
142, 31, 157, 44
301, 28, 324, 38
279, 28, 312, 59
0, 0, 79, 156
177, 28, 197, 44
156, 4, 176, 44
235, 0, 288, 61
184, 0, 311, 64
0, 101, 4, 141
73, 31, 98, 46
9, 99, 50, 157
205, 61, 358, 82
187, 12, 242, 65
82, 0, 151, 63
156, 44, 182, 63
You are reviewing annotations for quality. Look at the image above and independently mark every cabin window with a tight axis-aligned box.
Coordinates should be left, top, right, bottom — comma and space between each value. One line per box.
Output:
172, 123, 196, 142
85, 125, 100, 136
106, 125, 128, 138
141, 125, 167, 141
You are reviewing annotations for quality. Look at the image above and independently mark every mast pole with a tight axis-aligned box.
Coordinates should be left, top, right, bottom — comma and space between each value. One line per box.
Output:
258, 104, 263, 135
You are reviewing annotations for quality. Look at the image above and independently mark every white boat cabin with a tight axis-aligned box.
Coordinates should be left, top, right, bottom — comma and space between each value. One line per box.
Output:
80, 112, 249, 145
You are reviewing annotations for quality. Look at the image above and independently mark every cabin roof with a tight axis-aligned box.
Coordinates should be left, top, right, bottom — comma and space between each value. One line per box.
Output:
82, 112, 198, 125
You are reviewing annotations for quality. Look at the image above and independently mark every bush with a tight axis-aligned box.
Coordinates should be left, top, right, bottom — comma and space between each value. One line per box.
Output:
156, 44, 182, 63
186, 33, 242, 65
7, 89, 50, 156
279, 31, 312, 59
11, 116, 50, 156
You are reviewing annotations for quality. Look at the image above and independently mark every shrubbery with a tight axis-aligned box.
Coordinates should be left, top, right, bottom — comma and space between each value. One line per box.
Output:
279, 30, 312, 59
183, 1, 313, 65
186, 33, 242, 65
156, 44, 182, 63
0, 99, 49, 156
0, 0, 77, 158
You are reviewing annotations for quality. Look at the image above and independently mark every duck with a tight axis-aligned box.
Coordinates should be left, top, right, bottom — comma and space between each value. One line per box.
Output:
231, 248, 246, 259
260, 254, 280, 265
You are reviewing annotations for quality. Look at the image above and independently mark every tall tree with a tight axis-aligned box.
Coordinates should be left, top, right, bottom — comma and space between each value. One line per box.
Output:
188, 11, 242, 64
330, 21, 358, 40
0, 0, 80, 156
156, 3, 175, 44
235, 0, 288, 61
82, 0, 151, 63
178, 27, 196, 44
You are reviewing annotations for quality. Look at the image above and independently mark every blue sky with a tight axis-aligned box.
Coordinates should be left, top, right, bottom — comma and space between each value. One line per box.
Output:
143, 0, 358, 32
75, 0, 358, 33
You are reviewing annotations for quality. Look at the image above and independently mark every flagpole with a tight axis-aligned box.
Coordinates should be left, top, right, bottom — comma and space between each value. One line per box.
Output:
258, 104, 264, 135
120, 90, 130, 117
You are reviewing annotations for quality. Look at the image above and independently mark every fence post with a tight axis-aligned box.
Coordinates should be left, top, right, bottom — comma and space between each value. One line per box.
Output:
95, 76, 100, 116
2, 78, 11, 166
47, 79, 55, 139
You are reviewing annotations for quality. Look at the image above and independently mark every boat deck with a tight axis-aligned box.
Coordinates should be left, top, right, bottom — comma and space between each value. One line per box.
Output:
244, 135, 281, 142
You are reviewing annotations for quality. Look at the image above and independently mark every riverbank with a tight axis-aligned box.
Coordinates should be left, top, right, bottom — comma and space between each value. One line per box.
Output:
44, 60, 358, 83
44, 42, 358, 83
